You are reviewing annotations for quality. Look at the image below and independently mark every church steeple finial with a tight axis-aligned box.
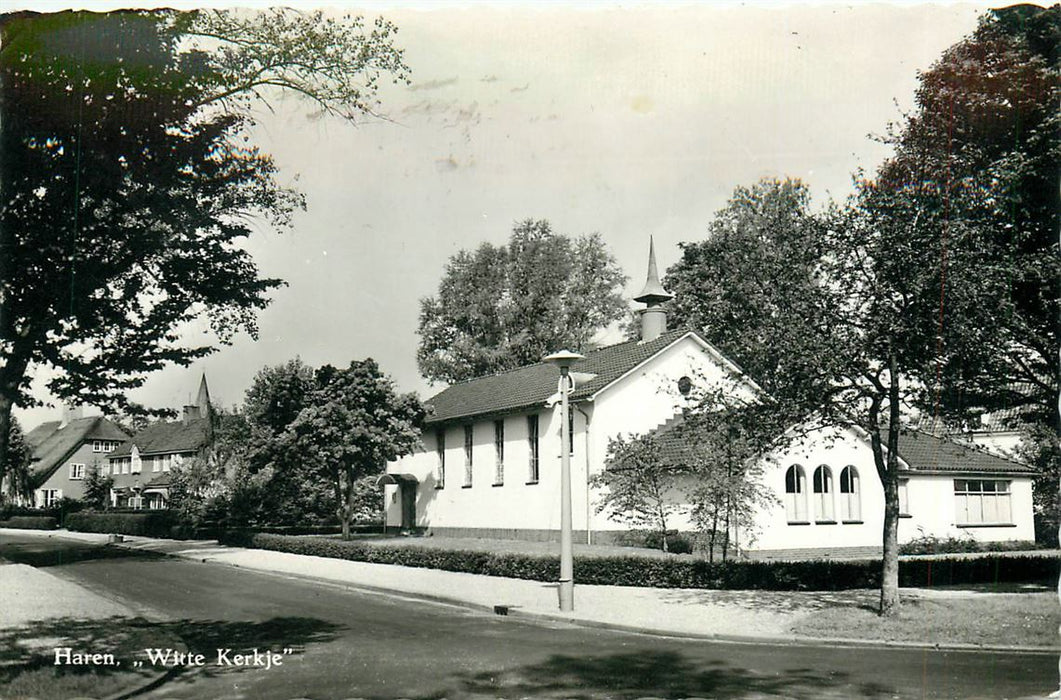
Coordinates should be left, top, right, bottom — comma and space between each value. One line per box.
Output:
633, 236, 673, 305
195, 373, 211, 416
634, 237, 672, 341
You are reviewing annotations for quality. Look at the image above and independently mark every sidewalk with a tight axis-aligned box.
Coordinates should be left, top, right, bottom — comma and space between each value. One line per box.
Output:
3, 527, 1057, 652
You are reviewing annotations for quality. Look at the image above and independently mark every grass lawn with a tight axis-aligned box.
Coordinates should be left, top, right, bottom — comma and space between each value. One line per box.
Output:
792, 588, 1060, 648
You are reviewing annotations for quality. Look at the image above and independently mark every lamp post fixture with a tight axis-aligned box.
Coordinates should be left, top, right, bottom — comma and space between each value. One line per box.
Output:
543, 349, 584, 612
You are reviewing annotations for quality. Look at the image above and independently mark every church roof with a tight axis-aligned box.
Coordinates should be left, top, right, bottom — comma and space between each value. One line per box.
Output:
425, 329, 710, 425
647, 416, 1033, 476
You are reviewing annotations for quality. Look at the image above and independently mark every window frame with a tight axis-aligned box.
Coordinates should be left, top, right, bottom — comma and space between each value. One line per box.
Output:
463, 424, 474, 488
812, 465, 835, 523
434, 429, 446, 489
527, 414, 540, 484
839, 466, 861, 523
493, 419, 505, 486
68, 463, 85, 480
954, 479, 1013, 526
784, 464, 809, 524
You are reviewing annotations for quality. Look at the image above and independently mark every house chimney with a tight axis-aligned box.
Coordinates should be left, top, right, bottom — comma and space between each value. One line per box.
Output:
60, 404, 83, 428
182, 405, 201, 424
633, 237, 673, 342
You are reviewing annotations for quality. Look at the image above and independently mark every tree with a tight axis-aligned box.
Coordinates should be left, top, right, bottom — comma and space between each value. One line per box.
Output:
873, 5, 1059, 430
417, 220, 628, 384
592, 433, 683, 552
1, 417, 32, 503
285, 359, 425, 539
0, 9, 409, 493
82, 464, 114, 510
665, 174, 1004, 615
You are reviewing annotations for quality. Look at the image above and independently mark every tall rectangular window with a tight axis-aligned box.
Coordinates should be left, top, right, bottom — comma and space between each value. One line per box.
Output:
493, 419, 505, 485
435, 430, 446, 489
527, 414, 540, 483
68, 463, 85, 480
954, 479, 1011, 525
568, 410, 575, 455
463, 425, 474, 487
898, 479, 910, 515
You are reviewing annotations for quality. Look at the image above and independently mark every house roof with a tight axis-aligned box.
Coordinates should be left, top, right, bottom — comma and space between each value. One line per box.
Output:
27, 416, 130, 482
423, 329, 723, 425
892, 428, 1034, 475
110, 418, 210, 458
646, 415, 1034, 477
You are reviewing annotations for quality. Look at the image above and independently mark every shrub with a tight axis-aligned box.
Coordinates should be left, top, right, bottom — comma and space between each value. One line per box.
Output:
66, 511, 179, 537
901, 534, 1043, 556
218, 532, 1060, 590
0, 516, 58, 530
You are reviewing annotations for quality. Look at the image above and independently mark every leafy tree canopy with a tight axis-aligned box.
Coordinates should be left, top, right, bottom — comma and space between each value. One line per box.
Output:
286, 359, 426, 538
417, 220, 628, 384
0, 8, 408, 488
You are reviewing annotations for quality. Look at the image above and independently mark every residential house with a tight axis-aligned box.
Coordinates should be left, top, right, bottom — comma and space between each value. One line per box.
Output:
385, 242, 1036, 556
108, 376, 213, 509
27, 408, 130, 507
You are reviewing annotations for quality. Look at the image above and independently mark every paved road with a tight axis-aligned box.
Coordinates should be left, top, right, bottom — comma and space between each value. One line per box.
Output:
1, 534, 1054, 700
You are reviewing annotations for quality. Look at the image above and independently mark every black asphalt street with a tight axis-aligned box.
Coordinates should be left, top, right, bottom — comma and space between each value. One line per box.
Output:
1, 534, 1054, 699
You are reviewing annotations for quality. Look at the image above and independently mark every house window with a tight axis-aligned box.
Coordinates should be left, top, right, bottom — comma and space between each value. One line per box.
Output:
111, 462, 119, 476
152, 456, 161, 473
954, 479, 1012, 525
494, 419, 505, 485
122, 459, 130, 475
40, 489, 61, 507
131, 457, 141, 474
463, 425, 474, 487
812, 465, 834, 522
69, 463, 85, 480
784, 465, 808, 523
839, 466, 861, 522
898, 478, 910, 516
435, 430, 446, 489
92, 440, 102, 452
161, 455, 171, 472
527, 414, 540, 483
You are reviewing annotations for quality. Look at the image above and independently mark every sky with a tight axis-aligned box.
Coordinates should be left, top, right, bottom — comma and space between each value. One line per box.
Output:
13, 1, 998, 428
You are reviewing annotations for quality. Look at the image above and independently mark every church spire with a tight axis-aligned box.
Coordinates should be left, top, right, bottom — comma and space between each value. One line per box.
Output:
634, 236, 673, 305
634, 237, 672, 341
195, 373, 211, 417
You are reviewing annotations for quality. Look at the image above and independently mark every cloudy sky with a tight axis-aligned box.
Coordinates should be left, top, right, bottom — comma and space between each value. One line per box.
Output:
15, 2, 995, 427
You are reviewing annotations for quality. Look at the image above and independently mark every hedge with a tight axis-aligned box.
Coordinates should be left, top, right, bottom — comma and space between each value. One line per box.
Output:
218, 532, 1057, 590
66, 511, 180, 538
0, 516, 58, 530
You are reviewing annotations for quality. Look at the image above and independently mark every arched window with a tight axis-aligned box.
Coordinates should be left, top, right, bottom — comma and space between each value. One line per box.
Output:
784, 465, 808, 523
840, 466, 861, 522
813, 465, 834, 522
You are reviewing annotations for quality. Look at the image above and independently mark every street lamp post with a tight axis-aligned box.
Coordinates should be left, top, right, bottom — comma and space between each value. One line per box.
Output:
543, 349, 584, 612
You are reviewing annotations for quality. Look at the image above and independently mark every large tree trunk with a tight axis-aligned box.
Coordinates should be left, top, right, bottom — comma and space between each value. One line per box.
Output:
870, 350, 904, 617
879, 475, 901, 616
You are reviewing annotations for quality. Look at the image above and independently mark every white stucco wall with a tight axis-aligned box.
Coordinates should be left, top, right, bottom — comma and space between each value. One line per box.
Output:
745, 425, 1037, 552
746, 425, 886, 552
386, 333, 752, 536
898, 473, 1035, 543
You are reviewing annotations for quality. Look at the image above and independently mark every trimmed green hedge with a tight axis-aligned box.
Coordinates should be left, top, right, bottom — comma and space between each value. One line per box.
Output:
66, 511, 179, 537
0, 516, 58, 530
216, 532, 1056, 590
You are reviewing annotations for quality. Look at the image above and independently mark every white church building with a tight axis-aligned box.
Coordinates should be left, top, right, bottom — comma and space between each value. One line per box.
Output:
385, 244, 1036, 558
